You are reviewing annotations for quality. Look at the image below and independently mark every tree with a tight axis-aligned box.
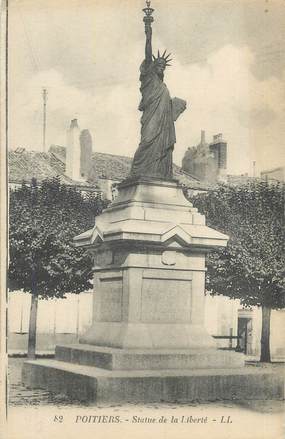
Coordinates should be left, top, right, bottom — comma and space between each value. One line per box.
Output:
9, 177, 108, 359
191, 181, 285, 362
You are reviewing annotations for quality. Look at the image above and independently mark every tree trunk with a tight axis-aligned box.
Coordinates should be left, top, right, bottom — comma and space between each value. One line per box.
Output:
27, 269, 38, 359
260, 305, 271, 363
27, 293, 38, 359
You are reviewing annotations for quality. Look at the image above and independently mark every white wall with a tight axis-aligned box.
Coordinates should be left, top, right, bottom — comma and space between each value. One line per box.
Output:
204, 293, 285, 358
8, 291, 285, 358
271, 310, 285, 357
8, 291, 93, 335
204, 294, 240, 349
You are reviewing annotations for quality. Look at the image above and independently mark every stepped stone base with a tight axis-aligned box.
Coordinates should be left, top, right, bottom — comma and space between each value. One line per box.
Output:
55, 344, 245, 370
22, 359, 284, 403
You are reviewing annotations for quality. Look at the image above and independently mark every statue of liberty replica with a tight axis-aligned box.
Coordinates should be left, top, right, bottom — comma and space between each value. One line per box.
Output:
131, 1, 187, 179
24, 1, 263, 405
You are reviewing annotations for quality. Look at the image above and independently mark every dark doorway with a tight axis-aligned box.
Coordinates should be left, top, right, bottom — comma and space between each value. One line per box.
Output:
237, 317, 253, 354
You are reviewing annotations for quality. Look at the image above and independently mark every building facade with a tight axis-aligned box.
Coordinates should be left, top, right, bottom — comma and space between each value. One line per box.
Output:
182, 130, 227, 183
261, 166, 285, 182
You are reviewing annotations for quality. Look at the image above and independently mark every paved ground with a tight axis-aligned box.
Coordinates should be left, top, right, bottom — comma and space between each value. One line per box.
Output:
7, 357, 285, 411
8, 357, 87, 407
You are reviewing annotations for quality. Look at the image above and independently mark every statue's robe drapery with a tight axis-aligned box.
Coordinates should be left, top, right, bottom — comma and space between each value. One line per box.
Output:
131, 60, 176, 178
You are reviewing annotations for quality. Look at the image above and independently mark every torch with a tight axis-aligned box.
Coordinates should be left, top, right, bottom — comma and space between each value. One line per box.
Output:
143, 0, 154, 27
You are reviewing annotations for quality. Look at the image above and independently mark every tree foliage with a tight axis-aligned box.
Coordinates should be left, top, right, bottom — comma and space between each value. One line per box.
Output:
9, 177, 108, 299
191, 181, 285, 309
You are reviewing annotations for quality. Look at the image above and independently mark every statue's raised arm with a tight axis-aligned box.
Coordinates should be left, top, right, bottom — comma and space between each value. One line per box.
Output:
143, 0, 154, 63
144, 23, 152, 64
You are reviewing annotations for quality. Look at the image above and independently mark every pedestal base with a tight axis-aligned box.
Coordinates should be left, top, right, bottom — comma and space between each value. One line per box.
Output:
22, 343, 283, 403
22, 358, 284, 403
55, 344, 245, 370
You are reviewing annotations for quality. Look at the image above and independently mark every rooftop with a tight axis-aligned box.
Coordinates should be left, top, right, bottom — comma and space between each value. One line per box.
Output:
9, 146, 211, 191
8, 149, 97, 188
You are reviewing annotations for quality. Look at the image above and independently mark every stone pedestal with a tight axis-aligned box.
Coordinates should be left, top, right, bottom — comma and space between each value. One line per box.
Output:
22, 178, 283, 402
77, 177, 229, 354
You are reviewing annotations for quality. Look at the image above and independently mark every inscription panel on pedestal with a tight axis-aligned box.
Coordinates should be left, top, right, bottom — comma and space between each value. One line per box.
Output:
99, 277, 123, 322
141, 271, 192, 323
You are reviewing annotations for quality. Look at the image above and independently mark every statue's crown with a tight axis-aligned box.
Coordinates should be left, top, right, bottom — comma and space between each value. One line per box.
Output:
152, 50, 172, 66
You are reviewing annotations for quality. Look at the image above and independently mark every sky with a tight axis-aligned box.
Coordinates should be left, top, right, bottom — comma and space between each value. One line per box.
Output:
8, 0, 285, 175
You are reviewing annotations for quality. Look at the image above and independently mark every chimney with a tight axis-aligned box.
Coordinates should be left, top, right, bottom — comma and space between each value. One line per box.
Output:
70, 119, 78, 129
66, 119, 81, 181
80, 129, 93, 179
213, 133, 223, 143
252, 161, 256, 178
200, 130, 206, 145
209, 133, 227, 171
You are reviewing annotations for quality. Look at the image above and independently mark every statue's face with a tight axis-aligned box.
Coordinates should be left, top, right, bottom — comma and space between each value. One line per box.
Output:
154, 60, 166, 76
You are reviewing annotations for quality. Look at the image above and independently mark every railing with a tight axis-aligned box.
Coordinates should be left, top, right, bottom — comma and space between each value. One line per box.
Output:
212, 335, 243, 351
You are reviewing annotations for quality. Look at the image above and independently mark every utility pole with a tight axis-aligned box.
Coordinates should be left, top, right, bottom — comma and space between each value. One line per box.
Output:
42, 88, 48, 152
